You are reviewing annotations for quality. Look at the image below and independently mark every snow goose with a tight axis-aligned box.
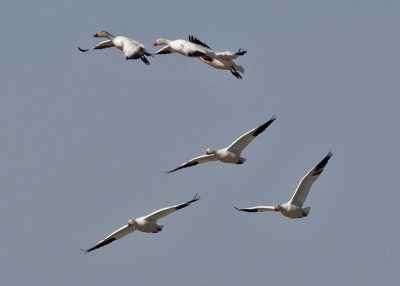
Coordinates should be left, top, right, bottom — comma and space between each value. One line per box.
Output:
153, 35, 214, 61
78, 30, 152, 65
186, 36, 247, 79
235, 152, 332, 219
166, 116, 276, 173
81, 194, 200, 253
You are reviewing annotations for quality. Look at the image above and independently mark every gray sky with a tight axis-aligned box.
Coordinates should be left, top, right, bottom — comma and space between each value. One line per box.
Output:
1, 0, 399, 285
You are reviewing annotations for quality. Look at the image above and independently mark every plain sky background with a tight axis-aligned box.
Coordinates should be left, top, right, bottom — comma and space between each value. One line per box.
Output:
1, 1, 399, 285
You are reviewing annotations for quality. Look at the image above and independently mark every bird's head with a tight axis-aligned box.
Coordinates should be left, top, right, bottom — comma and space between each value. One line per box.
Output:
94, 30, 107, 38
205, 148, 215, 155
274, 205, 280, 211
128, 219, 134, 226
153, 38, 166, 46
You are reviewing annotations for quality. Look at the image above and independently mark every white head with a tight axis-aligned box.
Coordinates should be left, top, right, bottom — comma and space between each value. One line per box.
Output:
205, 148, 215, 155
153, 38, 168, 46
274, 204, 280, 211
128, 219, 135, 226
93, 30, 109, 38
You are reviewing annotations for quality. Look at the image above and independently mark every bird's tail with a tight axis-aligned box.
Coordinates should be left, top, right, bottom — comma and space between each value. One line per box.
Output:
234, 65, 244, 73
302, 207, 311, 217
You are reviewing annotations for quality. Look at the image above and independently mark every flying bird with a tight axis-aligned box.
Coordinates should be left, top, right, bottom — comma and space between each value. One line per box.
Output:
166, 116, 276, 173
187, 36, 247, 79
78, 30, 152, 65
81, 194, 200, 253
235, 152, 332, 218
153, 35, 215, 61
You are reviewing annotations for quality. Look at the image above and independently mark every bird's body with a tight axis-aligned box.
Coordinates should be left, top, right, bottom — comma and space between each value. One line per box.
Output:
153, 36, 214, 60
166, 116, 276, 173
235, 152, 332, 219
82, 194, 200, 253
78, 30, 152, 65
198, 49, 247, 79
153, 35, 247, 78
206, 148, 246, 164
130, 216, 164, 233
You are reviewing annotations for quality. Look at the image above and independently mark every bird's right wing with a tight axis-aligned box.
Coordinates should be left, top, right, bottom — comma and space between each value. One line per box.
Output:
227, 116, 276, 153
154, 46, 173, 55
234, 206, 275, 212
166, 154, 218, 173
81, 224, 135, 253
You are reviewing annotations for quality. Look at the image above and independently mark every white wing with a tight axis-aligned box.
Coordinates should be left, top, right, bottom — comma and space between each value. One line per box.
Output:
154, 45, 174, 54
289, 152, 333, 207
166, 154, 218, 173
145, 194, 200, 222
227, 116, 276, 153
234, 206, 275, 212
82, 224, 136, 253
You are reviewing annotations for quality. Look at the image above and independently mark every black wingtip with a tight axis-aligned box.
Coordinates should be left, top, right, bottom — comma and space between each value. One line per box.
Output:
80, 248, 89, 254
78, 47, 89, 52
252, 115, 277, 137
192, 193, 201, 202
313, 152, 333, 176
236, 48, 247, 56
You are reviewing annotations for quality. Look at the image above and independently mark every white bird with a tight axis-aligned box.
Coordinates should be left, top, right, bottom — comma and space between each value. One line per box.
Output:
153, 35, 215, 61
235, 152, 332, 219
78, 30, 152, 65
186, 36, 247, 79
82, 194, 200, 253
166, 116, 276, 173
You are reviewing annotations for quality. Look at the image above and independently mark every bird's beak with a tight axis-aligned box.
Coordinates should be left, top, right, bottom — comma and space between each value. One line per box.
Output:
93, 33, 99, 37
152, 41, 157, 46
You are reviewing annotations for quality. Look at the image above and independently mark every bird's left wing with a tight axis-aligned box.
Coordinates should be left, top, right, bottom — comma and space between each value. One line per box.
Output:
78, 40, 114, 53
81, 223, 136, 253
227, 116, 276, 153
289, 152, 333, 207
145, 194, 200, 222
188, 35, 212, 49
234, 206, 275, 212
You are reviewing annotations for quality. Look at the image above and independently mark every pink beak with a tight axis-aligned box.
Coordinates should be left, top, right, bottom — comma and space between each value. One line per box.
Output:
152, 42, 157, 46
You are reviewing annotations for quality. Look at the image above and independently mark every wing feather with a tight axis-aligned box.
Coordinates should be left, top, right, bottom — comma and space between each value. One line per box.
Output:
215, 48, 247, 60
188, 35, 211, 49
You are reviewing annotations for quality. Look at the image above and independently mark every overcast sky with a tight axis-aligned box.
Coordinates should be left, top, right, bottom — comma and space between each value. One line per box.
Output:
1, 1, 399, 285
